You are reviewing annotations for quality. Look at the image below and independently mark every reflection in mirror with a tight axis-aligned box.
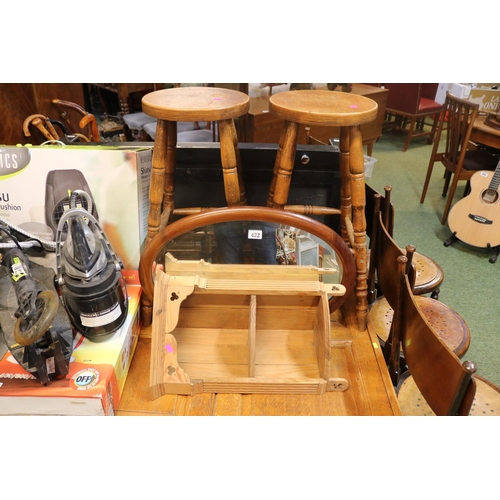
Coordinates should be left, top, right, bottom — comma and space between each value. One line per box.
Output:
151, 220, 342, 285
139, 206, 357, 326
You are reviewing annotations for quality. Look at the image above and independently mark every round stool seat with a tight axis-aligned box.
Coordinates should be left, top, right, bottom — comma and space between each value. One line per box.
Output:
142, 87, 250, 123
269, 90, 378, 127
397, 373, 500, 416
366, 250, 444, 297
370, 295, 470, 358
412, 252, 444, 296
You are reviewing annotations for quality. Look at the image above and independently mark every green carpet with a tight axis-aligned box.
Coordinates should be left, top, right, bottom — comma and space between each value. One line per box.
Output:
367, 128, 500, 388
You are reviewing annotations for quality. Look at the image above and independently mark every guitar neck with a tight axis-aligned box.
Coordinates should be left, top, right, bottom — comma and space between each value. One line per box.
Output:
488, 158, 500, 191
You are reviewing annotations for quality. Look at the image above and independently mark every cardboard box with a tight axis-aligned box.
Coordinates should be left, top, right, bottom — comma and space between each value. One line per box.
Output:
435, 83, 500, 113
0, 271, 141, 416
435, 83, 472, 104
0, 144, 153, 270
468, 86, 500, 114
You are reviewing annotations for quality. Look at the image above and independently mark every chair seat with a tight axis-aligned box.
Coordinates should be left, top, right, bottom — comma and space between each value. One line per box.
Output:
366, 249, 443, 297
411, 252, 444, 296
463, 148, 499, 171
143, 121, 156, 139
122, 112, 156, 130
177, 129, 213, 142
397, 373, 500, 416
143, 123, 214, 142
417, 97, 442, 114
370, 295, 470, 358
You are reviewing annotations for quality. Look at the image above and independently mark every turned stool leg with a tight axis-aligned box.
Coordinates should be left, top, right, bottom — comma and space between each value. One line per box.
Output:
267, 120, 300, 209
146, 120, 178, 246
267, 124, 288, 207
142, 119, 177, 327
348, 125, 368, 332
161, 120, 178, 224
219, 118, 247, 206
339, 127, 352, 245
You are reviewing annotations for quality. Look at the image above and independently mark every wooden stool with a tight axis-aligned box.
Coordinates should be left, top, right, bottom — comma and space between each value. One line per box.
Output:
142, 86, 250, 244
267, 90, 378, 331
141, 86, 250, 325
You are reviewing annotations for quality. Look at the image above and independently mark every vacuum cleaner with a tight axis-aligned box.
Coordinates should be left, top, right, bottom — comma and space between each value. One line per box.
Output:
54, 190, 128, 342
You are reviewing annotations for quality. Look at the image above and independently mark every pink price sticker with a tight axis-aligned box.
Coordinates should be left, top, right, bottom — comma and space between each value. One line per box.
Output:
166, 344, 173, 353
350, 105, 359, 109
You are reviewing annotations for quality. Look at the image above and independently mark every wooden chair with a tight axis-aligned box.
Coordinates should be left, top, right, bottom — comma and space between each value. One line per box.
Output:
383, 83, 442, 152
369, 205, 470, 361
420, 92, 499, 225
366, 184, 444, 303
391, 255, 500, 416
122, 111, 156, 141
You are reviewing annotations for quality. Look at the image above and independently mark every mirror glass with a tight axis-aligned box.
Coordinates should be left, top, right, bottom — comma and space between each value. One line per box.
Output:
151, 220, 342, 285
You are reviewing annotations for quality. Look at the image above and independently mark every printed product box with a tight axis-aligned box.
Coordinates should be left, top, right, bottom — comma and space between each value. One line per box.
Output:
468, 85, 500, 114
0, 271, 141, 416
0, 144, 153, 270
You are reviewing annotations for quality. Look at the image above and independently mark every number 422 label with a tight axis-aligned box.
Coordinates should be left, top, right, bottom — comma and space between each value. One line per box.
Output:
247, 229, 262, 240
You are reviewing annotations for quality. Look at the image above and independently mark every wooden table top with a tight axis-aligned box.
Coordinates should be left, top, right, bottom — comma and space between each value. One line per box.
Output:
116, 296, 401, 416
471, 115, 500, 149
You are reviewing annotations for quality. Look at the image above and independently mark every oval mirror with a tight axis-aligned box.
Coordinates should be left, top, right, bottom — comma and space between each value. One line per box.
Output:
139, 206, 356, 314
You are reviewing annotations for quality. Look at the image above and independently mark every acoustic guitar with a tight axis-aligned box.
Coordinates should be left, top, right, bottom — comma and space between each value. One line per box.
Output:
447, 158, 500, 248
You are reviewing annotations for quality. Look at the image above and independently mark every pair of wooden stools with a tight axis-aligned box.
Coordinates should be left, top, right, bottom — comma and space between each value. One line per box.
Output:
141, 86, 378, 330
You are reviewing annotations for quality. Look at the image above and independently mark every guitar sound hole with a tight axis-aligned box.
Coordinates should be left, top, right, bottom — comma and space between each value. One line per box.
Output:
482, 189, 498, 204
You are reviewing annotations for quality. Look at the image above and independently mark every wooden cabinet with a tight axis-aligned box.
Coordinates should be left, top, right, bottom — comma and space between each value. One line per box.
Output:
0, 83, 85, 145
245, 84, 388, 155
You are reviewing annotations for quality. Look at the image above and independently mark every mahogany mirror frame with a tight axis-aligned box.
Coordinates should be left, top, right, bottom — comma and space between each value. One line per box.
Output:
139, 206, 357, 314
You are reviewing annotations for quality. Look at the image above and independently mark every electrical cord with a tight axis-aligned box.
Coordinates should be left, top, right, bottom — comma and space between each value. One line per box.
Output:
0, 191, 94, 252
0, 216, 56, 252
